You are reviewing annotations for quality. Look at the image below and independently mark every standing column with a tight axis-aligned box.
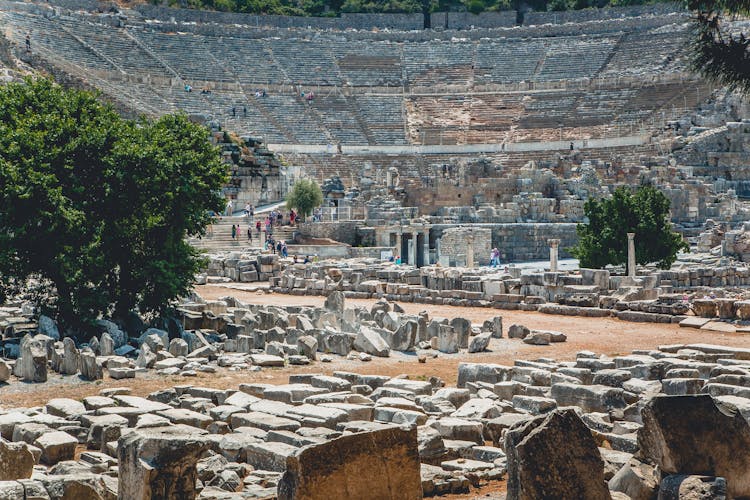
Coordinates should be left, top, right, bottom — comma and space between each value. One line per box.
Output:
466, 233, 475, 268
627, 232, 636, 278
422, 230, 430, 267
409, 232, 418, 266
395, 232, 402, 261
548, 239, 560, 272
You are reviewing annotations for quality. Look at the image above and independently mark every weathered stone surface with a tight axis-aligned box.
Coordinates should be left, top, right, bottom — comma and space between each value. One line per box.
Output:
59, 337, 80, 375
505, 409, 610, 500
100, 332, 115, 356
38, 315, 61, 340
16, 335, 50, 382
550, 383, 627, 413
0, 438, 35, 480
608, 457, 658, 500
79, 348, 103, 380
437, 325, 459, 354
297, 336, 318, 361
118, 427, 209, 500
354, 327, 390, 357
324, 291, 345, 314
638, 394, 750, 499
278, 426, 422, 500
658, 474, 727, 500
468, 332, 491, 353
35, 431, 77, 465
508, 324, 530, 339
0, 360, 9, 383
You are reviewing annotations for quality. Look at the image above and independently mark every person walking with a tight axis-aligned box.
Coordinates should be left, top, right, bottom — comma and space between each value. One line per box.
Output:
225, 199, 233, 217
256, 219, 261, 234
231, 224, 237, 240
247, 226, 252, 242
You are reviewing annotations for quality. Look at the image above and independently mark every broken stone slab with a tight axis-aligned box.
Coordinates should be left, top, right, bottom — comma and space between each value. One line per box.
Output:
508, 324, 530, 339
118, 426, 209, 499
550, 383, 628, 413
16, 334, 50, 383
34, 430, 77, 465
278, 426, 421, 500
231, 412, 301, 432
607, 457, 658, 500
659, 474, 727, 500
79, 348, 102, 380
353, 327, 390, 357
504, 409, 610, 500
0, 438, 35, 480
638, 394, 750, 499
45, 398, 86, 419
296, 336, 317, 361
244, 441, 299, 472
249, 354, 285, 367
679, 317, 712, 329
522, 332, 551, 345
468, 332, 491, 353
437, 325, 459, 354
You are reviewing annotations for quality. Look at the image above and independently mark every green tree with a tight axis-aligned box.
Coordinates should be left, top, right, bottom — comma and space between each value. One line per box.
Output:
570, 185, 689, 273
286, 178, 323, 220
0, 78, 227, 337
688, 0, 750, 95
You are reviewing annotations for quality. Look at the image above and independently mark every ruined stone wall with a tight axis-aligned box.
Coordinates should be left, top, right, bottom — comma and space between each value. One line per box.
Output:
439, 227, 492, 266
297, 221, 361, 246
432, 223, 577, 262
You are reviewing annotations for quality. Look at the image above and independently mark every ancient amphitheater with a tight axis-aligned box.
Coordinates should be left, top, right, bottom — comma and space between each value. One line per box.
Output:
2, 0, 750, 499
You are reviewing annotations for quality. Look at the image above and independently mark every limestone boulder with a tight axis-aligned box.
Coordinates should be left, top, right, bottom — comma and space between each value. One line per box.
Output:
638, 394, 750, 499
508, 324, 530, 339
504, 409, 611, 500
37, 315, 60, 340
118, 427, 209, 500
0, 360, 9, 383
468, 332, 491, 353
354, 327, 390, 357
0, 438, 35, 480
34, 431, 77, 465
278, 426, 422, 500
79, 348, 103, 381
437, 325, 459, 354
324, 291, 345, 314
16, 334, 49, 383
297, 336, 318, 361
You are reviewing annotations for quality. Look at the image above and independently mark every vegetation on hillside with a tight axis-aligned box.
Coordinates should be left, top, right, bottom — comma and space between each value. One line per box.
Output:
570, 185, 689, 273
0, 78, 228, 338
149, 0, 674, 16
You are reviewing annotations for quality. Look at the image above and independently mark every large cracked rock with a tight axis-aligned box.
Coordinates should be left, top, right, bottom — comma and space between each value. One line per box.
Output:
638, 394, 750, 499
0, 438, 35, 480
278, 426, 422, 499
15, 334, 50, 383
118, 427, 209, 500
504, 409, 611, 500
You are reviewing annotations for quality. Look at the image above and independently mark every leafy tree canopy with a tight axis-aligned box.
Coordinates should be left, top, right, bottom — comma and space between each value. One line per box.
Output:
0, 78, 228, 338
286, 179, 323, 219
688, 0, 750, 95
570, 185, 689, 272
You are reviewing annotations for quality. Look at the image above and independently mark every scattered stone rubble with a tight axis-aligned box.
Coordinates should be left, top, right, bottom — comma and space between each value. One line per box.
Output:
0, 342, 749, 498
271, 258, 750, 330
197, 252, 281, 284
1, 291, 533, 387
